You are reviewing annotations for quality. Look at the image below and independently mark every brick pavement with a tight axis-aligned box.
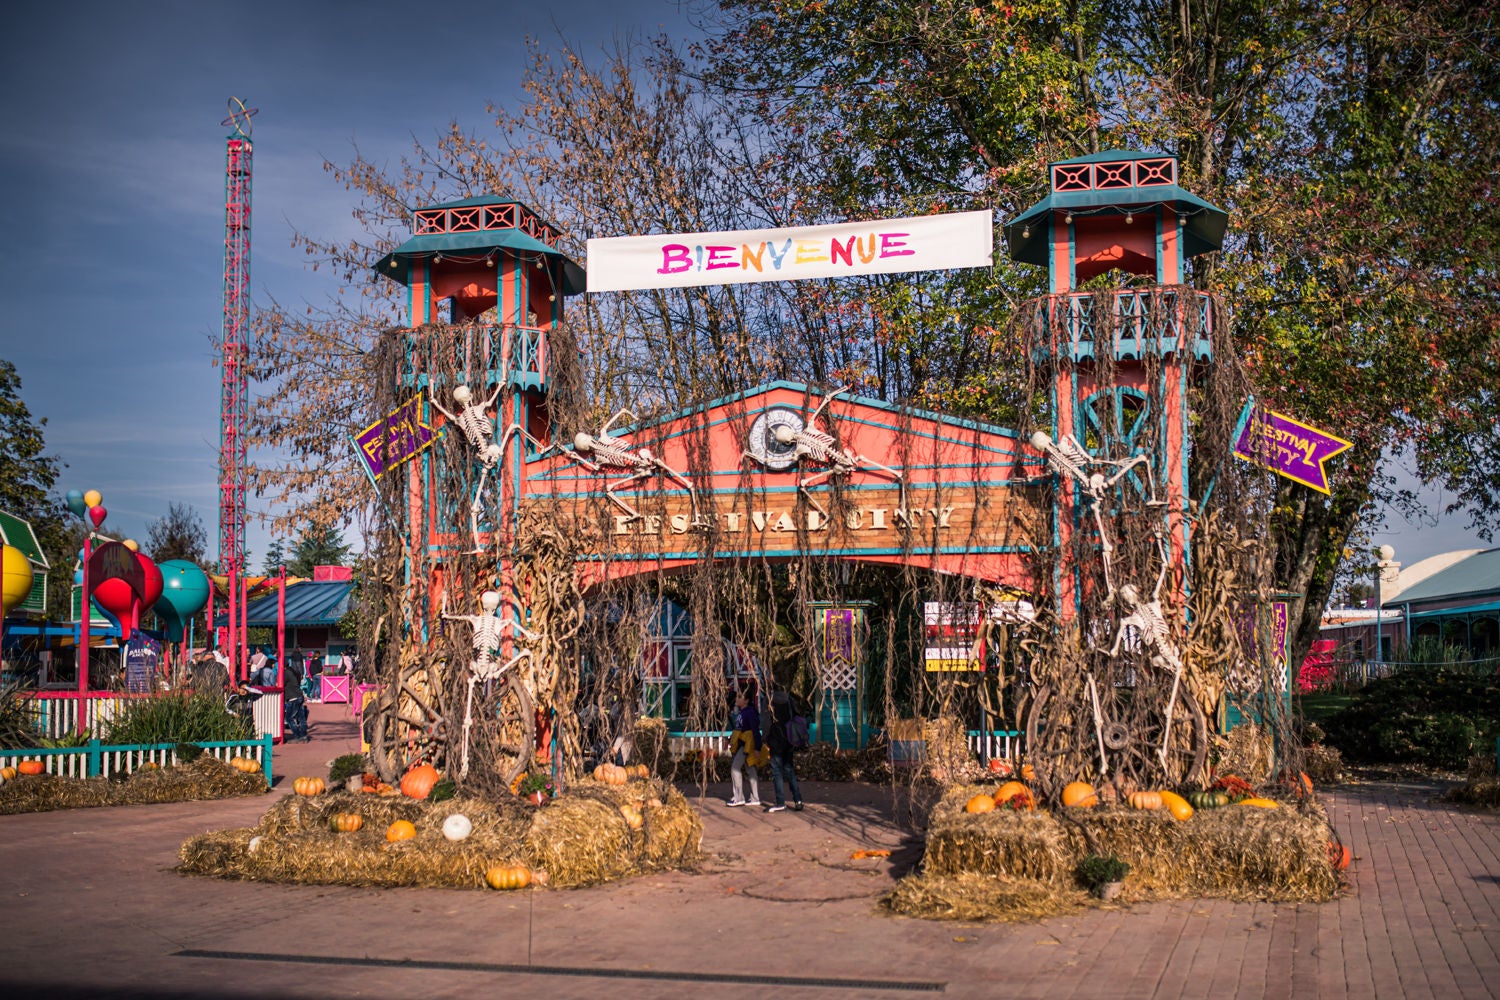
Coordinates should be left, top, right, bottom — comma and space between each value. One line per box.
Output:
0, 706, 1495, 999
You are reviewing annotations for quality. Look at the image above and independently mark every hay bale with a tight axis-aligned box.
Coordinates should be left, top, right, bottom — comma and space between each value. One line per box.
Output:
178, 777, 702, 891
885, 871, 1088, 923
898, 784, 1339, 921
0, 756, 265, 815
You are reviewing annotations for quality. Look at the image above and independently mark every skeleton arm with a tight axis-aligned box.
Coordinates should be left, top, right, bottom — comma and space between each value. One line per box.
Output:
429, 394, 458, 425
599, 409, 638, 441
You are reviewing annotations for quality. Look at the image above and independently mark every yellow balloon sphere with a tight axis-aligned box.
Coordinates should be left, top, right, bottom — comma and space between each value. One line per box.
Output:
122, 539, 139, 552
2, 545, 35, 614
83, 490, 103, 508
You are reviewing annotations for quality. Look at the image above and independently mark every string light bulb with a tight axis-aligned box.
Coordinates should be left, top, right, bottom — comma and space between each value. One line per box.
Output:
1178, 213, 1187, 225
1022, 226, 1031, 239
1064, 212, 1074, 224
1124, 212, 1133, 225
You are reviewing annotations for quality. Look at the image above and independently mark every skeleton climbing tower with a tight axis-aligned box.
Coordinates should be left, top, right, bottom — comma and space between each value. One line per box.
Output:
1006, 151, 1228, 609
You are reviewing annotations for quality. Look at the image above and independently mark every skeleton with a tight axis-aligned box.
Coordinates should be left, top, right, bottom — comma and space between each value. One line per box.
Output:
431, 384, 504, 550
441, 590, 540, 777
572, 409, 703, 525
1105, 535, 1188, 771
1030, 430, 1163, 598
756, 386, 904, 517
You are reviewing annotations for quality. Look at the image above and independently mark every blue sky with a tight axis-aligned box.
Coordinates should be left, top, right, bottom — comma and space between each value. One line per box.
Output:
0, 0, 1488, 577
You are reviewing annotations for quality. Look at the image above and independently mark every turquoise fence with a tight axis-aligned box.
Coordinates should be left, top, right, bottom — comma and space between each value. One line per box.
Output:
0, 734, 273, 785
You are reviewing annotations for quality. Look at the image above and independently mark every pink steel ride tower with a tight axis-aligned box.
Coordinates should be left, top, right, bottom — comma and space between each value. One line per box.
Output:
1005, 150, 1228, 612
219, 97, 256, 680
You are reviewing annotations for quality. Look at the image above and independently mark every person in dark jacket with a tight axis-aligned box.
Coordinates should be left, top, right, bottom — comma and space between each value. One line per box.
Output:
764, 690, 803, 812
283, 655, 309, 742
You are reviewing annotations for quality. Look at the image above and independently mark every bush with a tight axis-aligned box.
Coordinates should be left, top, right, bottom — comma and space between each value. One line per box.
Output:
1322, 663, 1499, 770
0, 682, 44, 749
102, 693, 254, 746
1075, 854, 1129, 890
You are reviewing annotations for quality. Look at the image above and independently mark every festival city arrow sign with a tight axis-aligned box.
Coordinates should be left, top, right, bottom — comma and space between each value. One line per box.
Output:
1232, 402, 1352, 494
350, 396, 441, 483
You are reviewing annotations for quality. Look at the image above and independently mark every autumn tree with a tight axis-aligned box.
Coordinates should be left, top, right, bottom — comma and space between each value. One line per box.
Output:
698, 0, 1500, 666
0, 358, 76, 616
145, 502, 208, 566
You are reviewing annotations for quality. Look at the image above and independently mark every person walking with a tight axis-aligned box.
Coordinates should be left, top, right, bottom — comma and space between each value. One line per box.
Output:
283, 655, 309, 742
726, 688, 763, 807
764, 690, 803, 813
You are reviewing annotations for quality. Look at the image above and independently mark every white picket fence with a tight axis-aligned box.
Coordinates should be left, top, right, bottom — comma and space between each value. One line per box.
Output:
0, 735, 273, 783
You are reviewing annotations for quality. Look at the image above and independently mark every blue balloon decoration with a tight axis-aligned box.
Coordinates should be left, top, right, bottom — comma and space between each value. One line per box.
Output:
66, 490, 87, 518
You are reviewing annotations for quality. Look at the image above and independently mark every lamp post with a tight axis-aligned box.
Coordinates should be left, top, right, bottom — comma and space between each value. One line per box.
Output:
1373, 544, 1396, 666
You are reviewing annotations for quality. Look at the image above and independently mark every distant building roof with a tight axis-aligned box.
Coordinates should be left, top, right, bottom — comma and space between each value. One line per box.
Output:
1388, 548, 1500, 606
214, 580, 354, 628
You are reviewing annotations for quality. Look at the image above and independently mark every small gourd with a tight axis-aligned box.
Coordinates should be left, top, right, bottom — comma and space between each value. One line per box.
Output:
994, 780, 1028, 803
965, 793, 997, 814
1157, 790, 1194, 821
1127, 790, 1163, 810
329, 812, 364, 833
385, 819, 417, 842
1062, 782, 1098, 808
1236, 797, 1280, 809
442, 813, 473, 842
0, 765, 17, 781
485, 864, 532, 890
400, 764, 441, 800
619, 803, 644, 830
293, 775, 326, 796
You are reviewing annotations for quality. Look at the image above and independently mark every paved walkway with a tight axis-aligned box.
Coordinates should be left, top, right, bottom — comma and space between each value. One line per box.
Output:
0, 704, 1496, 999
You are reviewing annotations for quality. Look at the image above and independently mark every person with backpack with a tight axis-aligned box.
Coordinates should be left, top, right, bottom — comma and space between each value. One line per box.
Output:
764, 690, 805, 812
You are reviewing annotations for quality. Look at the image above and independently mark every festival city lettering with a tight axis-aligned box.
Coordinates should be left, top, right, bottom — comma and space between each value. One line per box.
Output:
351, 396, 441, 481
1232, 403, 1352, 495
612, 505, 957, 537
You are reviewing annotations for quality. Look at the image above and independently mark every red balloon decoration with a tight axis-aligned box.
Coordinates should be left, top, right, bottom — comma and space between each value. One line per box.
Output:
88, 505, 107, 528
91, 577, 136, 620
136, 554, 164, 609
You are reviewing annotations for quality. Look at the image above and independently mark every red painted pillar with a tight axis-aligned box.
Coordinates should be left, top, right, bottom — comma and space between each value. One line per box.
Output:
79, 535, 91, 734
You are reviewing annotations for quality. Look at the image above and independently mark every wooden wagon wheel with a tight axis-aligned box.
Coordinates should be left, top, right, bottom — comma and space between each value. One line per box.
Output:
368, 665, 450, 782
1026, 672, 1207, 800
474, 672, 535, 787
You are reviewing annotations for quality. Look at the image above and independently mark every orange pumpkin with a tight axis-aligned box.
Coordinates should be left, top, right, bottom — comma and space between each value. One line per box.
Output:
1328, 841, 1351, 872
485, 864, 532, 890
400, 764, 441, 800
1158, 790, 1194, 821
0, 766, 17, 781
17, 760, 44, 776
1062, 782, 1098, 808
329, 812, 364, 833
385, 820, 417, 842
965, 794, 997, 814
228, 756, 260, 774
994, 780, 1028, 803
293, 776, 326, 796
1127, 790, 1163, 810
619, 803, 644, 830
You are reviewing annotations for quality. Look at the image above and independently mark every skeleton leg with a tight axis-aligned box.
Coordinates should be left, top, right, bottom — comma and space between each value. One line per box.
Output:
468, 463, 494, 553
1157, 655, 1185, 770
1086, 672, 1110, 778
602, 470, 652, 521
461, 673, 478, 779
653, 460, 707, 526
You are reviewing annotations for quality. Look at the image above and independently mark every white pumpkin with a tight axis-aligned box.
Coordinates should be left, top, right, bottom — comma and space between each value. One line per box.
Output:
441, 813, 473, 842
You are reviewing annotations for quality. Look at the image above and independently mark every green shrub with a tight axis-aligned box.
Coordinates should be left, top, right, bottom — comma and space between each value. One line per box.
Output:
0, 682, 44, 750
1323, 663, 1499, 770
102, 693, 254, 746
1075, 854, 1130, 890
328, 753, 366, 783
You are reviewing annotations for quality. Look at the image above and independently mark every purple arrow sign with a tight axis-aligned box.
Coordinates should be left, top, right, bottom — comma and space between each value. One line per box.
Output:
351, 396, 440, 481
1232, 404, 1352, 494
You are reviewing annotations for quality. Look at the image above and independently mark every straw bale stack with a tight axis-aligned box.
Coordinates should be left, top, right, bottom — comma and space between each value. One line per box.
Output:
0, 756, 267, 815
179, 775, 701, 890
888, 783, 1340, 921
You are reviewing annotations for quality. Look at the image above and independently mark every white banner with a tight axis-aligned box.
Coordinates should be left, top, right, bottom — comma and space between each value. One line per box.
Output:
586, 210, 993, 292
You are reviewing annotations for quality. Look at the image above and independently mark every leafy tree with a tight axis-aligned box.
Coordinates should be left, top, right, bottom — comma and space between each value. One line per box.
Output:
287, 524, 350, 577
697, 0, 1500, 668
145, 502, 208, 566
0, 358, 75, 616
0, 359, 60, 520
262, 538, 286, 575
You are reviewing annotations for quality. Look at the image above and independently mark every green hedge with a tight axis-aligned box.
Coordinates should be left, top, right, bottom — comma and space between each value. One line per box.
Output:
1323, 664, 1499, 770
